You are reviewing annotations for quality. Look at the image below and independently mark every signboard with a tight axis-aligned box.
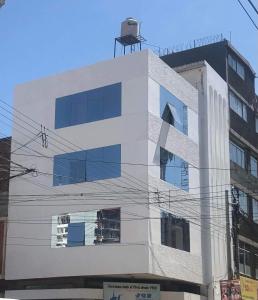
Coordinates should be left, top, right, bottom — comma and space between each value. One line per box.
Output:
220, 279, 242, 300
104, 282, 160, 300
240, 276, 258, 300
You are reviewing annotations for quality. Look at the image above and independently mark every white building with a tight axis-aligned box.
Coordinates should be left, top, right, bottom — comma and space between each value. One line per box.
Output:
5, 50, 230, 300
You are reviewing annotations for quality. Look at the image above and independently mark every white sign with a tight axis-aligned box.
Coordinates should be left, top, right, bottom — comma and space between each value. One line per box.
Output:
104, 282, 160, 300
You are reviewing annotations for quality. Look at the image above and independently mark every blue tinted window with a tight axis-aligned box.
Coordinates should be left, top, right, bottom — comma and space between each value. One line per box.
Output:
160, 86, 188, 135
160, 147, 189, 191
53, 150, 86, 185
86, 144, 121, 181
55, 83, 121, 129
53, 144, 121, 186
67, 222, 85, 247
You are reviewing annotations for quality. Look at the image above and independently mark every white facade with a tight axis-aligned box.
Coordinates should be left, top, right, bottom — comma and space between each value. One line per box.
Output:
175, 61, 230, 300
5, 51, 230, 300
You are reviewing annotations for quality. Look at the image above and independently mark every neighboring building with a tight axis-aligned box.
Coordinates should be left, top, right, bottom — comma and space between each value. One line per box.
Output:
0, 136, 11, 296
161, 39, 258, 281
4, 49, 230, 300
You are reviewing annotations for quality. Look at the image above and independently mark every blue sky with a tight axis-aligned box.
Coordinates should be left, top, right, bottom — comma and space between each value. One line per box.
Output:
0, 0, 257, 136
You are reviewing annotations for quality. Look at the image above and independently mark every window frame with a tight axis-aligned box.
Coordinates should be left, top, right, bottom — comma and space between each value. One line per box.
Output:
160, 86, 188, 135
228, 54, 245, 80
239, 241, 251, 276
52, 208, 121, 248
160, 147, 189, 192
53, 144, 121, 186
229, 141, 245, 169
161, 210, 190, 252
55, 82, 122, 129
250, 156, 258, 178
229, 90, 247, 122
238, 189, 248, 215
252, 198, 258, 224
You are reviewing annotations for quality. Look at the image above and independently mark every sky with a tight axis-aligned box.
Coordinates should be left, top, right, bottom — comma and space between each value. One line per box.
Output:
0, 0, 257, 136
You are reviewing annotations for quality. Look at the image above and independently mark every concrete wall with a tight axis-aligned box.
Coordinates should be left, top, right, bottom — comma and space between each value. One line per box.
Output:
175, 61, 230, 300
6, 50, 202, 288
6, 50, 151, 280
145, 54, 202, 284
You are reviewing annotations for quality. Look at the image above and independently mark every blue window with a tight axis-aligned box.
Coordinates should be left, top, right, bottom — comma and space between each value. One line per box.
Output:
55, 83, 121, 129
86, 144, 121, 181
53, 144, 121, 186
160, 147, 189, 191
53, 150, 86, 186
67, 222, 85, 247
160, 86, 188, 135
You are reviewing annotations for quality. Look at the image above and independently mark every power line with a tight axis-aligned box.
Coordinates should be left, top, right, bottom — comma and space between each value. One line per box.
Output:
247, 0, 258, 15
236, 0, 258, 30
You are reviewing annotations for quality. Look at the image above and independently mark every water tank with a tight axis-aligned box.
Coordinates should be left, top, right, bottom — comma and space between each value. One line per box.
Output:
121, 17, 139, 38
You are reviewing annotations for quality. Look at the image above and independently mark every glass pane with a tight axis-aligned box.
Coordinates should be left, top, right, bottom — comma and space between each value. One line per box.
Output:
229, 91, 247, 121
86, 144, 121, 181
67, 222, 85, 247
237, 62, 245, 79
229, 141, 245, 168
245, 251, 251, 275
53, 154, 72, 186
160, 86, 188, 135
239, 190, 248, 215
95, 208, 120, 244
52, 208, 120, 248
228, 55, 237, 71
86, 94, 103, 123
55, 97, 72, 129
253, 199, 258, 223
242, 104, 247, 121
103, 83, 121, 119
68, 151, 86, 184
230, 142, 236, 162
160, 147, 189, 191
160, 211, 190, 252
53, 145, 121, 186
70, 92, 87, 126
256, 117, 258, 133
55, 83, 121, 129
103, 144, 121, 179
250, 156, 258, 177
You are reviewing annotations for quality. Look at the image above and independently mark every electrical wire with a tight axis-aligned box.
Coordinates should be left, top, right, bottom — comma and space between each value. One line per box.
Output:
236, 0, 258, 30
247, 0, 258, 15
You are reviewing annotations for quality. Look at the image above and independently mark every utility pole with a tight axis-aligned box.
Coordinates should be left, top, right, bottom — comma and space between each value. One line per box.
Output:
231, 186, 240, 278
